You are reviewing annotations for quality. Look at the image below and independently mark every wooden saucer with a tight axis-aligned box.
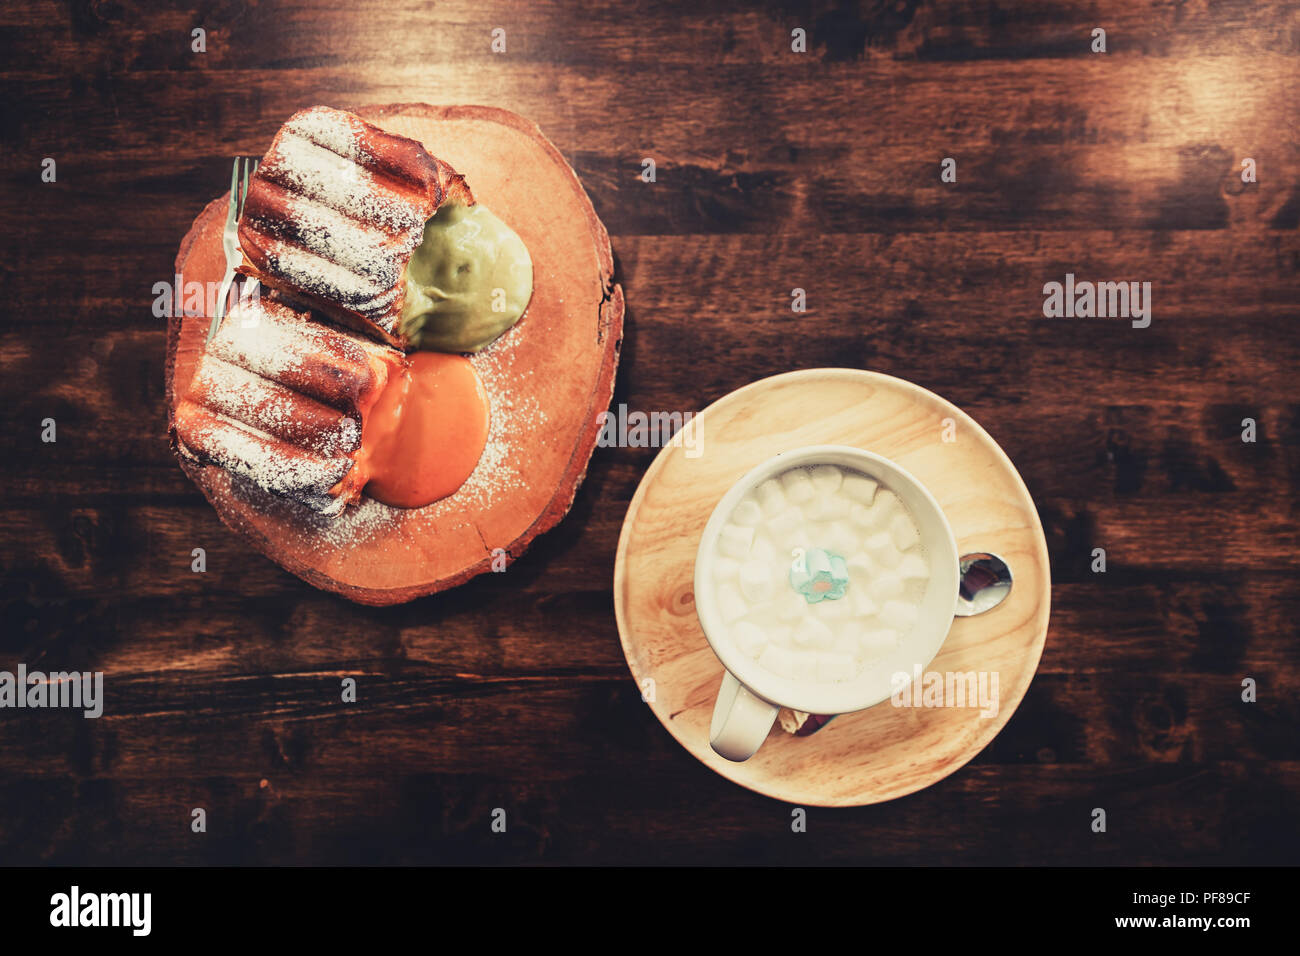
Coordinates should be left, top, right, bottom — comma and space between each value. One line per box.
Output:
613, 369, 1051, 806
166, 104, 623, 605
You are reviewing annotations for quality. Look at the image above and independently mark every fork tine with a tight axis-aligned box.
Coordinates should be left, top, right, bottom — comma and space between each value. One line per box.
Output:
207, 158, 246, 345
238, 155, 260, 218
240, 157, 251, 215
223, 158, 240, 229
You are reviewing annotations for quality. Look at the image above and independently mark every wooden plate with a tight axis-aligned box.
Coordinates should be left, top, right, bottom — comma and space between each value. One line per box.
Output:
613, 369, 1051, 806
166, 104, 623, 605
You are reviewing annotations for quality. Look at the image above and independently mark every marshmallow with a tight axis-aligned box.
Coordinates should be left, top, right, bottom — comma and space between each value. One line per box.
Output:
873, 490, 901, 523
779, 469, 816, 504
846, 555, 875, 598
898, 552, 930, 581
861, 530, 902, 568
809, 464, 843, 493
789, 546, 849, 603
863, 531, 897, 561
758, 644, 796, 681
792, 616, 834, 648
718, 523, 754, 560
870, 572, 905, 602
875, 547, 903, 570
814, 592, 852, 620
805, 494, 842, 521
889, 513, 920, 551
732, 621, 768, 658
791, 652, 818, 682
849, 503, 876, 531
859, 628, 900, 657
712, 556, 741, 583
826, 524, 859, 558
776, 590, 808, 622
750, 533, 778, 563
879, 599, 919, 633
766, 624, 794, 647
731, 498, 763, 527
850, 587, 880, 619
841, 472, 879, 505
767, 507, 804, 546
754, 478, 787, 517
738, 559, 771, 603
775, 526, 811, 557
833, 633, 860, 657
817, 652, 856, 683
716, 583, 749, 624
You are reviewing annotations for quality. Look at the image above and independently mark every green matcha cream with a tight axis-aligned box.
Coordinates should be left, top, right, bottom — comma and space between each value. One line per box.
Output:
399, 202, 533, 353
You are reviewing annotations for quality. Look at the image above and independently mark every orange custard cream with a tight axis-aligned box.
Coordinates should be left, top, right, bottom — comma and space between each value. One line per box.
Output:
357, 352, 490, 508
174, 296, 488, 516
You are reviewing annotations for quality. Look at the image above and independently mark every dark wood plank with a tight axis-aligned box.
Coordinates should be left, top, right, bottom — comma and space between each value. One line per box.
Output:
0, 0, 1297, 866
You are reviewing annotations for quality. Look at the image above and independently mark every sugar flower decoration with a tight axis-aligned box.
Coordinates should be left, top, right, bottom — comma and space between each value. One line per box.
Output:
789, 547, 849, 604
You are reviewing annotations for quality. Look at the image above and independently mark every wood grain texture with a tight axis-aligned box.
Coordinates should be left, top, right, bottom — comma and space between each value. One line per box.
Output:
614, 369, 1051, 805
0, 0, 1297, 865
166, 104, 623, 604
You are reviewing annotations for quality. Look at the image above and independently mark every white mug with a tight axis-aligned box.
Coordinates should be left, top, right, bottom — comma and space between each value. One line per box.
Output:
694, 445, 960, 761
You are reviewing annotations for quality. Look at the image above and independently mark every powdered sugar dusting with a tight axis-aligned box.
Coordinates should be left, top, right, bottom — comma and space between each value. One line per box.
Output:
245, 107, 439, 333
265, 240, 396, 313
184, 407, 348, 503
194, 355, 359, 458
196, 356, 293, 433
438, 321, 545, 514
175, 293, 407, 516
281, 193, 406, 280
211, 297, 348, 380
266, 133, 421, 233
310, 493, 400, 547
285, 107, 371, 162
296, 315, 547, 551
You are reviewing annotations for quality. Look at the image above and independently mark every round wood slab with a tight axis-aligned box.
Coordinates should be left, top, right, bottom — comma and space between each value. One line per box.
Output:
613, 369, 1051, 806
167, 104, 623, 605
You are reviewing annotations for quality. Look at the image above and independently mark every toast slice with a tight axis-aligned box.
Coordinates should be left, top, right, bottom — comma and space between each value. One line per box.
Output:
236, 106, 474, 348
171, 293, 406, 515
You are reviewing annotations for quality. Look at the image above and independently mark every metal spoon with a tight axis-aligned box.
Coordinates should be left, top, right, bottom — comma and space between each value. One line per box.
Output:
955, 552, 1012, 616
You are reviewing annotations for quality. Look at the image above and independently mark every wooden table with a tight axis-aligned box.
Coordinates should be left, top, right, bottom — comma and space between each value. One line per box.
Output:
1, 0, 1296, 865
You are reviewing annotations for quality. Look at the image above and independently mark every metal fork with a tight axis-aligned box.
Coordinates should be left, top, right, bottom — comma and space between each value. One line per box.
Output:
206, 156, 259, 344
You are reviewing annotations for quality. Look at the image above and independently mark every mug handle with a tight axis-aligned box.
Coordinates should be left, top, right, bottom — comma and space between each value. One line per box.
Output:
709, 671, 779, 762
